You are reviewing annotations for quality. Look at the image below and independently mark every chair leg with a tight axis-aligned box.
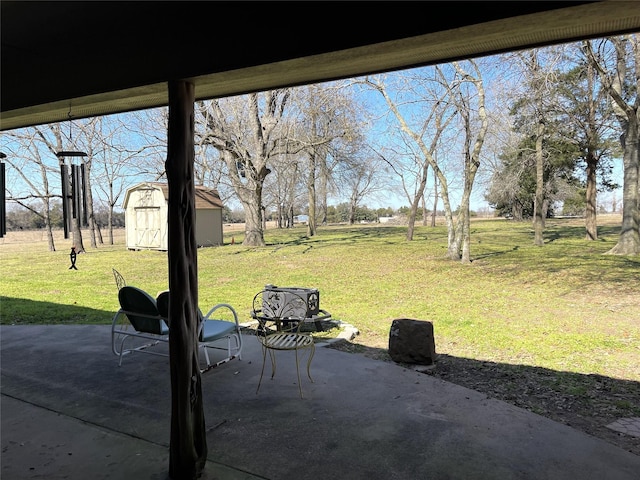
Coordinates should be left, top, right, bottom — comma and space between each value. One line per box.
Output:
202, 344, 211, 368
306, 344, 315, 383
256, 344, 268, 395
256, 343, 314, 398
294, 349, 303, 398
268, 348, 277, 379
294, 345, 315, 398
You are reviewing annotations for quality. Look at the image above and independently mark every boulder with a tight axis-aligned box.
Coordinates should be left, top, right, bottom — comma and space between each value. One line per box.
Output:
388, 318, 437, 365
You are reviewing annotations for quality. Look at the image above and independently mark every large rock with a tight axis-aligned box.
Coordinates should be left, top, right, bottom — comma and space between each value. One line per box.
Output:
388, 318, 437, 365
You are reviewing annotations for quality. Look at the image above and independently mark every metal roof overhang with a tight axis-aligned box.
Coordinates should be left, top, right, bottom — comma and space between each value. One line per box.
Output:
2, 1, 640, 131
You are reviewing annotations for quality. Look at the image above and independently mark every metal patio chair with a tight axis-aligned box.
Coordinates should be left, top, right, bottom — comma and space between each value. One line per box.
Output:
253, 289, 316, 398
156, 291, 243, 373
112, 268, 126, 290
111, 286, 169, 366
112, 286, 242, 373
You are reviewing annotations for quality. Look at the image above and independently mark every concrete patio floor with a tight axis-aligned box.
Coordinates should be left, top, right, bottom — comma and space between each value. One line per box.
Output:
1, 325, 639, 479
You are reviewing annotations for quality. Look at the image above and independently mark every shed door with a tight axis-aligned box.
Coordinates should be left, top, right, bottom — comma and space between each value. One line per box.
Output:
135, 207, 161, 248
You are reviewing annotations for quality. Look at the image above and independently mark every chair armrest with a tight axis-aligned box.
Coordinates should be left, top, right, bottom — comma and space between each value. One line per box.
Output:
199, 303, 241, 342
203, 303, 239, 325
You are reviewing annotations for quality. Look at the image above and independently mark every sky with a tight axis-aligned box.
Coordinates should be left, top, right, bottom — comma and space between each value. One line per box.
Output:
1, 38, 629, 218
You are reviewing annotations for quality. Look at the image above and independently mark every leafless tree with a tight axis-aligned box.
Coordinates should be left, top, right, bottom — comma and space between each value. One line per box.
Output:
447, 60, 488, 262
2, 120, 95, 252
585, 35, 640, 255
1, 125, 64, 250
91, 115, 150, 244
197, 90, 293, 246
262, 152, 304, 228
340, 155, 384, 224
291, 83, 361, 236
364, 72, 457, 241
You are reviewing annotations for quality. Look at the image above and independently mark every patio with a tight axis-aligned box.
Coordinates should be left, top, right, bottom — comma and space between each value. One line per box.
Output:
2, 324, 639, 479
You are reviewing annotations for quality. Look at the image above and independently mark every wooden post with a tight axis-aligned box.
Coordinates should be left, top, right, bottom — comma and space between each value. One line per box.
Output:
166, 80, 207, 479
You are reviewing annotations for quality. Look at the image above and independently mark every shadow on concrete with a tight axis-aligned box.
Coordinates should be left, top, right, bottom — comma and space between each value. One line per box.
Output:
326, 341, 640, 456
2, 325, 640, 480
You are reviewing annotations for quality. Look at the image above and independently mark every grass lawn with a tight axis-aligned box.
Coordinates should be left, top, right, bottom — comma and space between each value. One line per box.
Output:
1, 216, 638, 381
2, 215, 639, 454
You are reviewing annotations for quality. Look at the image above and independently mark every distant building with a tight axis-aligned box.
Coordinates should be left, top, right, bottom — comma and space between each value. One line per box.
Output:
123, 182, 224, 250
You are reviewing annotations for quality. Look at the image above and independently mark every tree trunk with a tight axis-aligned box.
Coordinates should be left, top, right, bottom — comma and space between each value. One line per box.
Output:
307, 154, 317, 237
407, 163, 429, 241
584, 150, 598, 240
421, 195, 428, 226
96, 223, 103, 244
585, 36, 640, 254
449, 218, 463, 260
166, 80, 207, 480
319, 163, 328, 226
107, 207, 114, 245
349, 198, 356, 225
584, 61, 598, 241
277, 204, 283, 228
533, 119, 545, 246
431, 175, 438, 227
406, 196, 419, 241
243, 195, 265, 246
607, 116, 640, 254
71, 216, 85, 253
44, 196, 56, 252
84, 161, 98, 249
461, 210, 471, 264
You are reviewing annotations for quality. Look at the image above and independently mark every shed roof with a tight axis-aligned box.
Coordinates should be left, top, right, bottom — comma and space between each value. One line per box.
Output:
124, 182, 223, 210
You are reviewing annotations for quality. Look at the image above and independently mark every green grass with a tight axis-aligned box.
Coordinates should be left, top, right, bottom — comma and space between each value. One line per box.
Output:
1, 217, 639, 382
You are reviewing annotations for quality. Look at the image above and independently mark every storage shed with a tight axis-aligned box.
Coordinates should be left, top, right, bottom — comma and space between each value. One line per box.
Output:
123, 182, 224, 250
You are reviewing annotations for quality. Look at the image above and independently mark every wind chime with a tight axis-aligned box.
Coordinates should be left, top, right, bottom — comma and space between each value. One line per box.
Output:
0, 152, 6, 238
56, 109, 88, 241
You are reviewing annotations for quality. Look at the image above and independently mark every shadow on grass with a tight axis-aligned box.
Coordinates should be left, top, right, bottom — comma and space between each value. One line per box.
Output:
263, 226, 414, 249
0, 297, 113, 325
326, 340, 640, 456
545, 225, 621, 243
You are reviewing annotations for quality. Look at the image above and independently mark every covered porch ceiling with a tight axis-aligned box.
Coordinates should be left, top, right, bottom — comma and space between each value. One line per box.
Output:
2, 1, 640, 132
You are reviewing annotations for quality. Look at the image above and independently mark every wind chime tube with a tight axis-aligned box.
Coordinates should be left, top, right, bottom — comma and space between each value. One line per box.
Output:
0, 161, 6, 237
71, 164, 80, 221
60, 162, 70, 239
81, 163, 88, 226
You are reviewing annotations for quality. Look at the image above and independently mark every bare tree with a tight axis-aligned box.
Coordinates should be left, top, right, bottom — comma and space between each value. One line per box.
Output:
2, 125, 64, 250
91, 116, 150, 244
526, 51, 552, 246
447, 60, 488, 262
2, 121, 93, 252
262, 152, 304, 228
291, 84, 362, 236
197, 90, 292, 246
337, 154, 384, 224
585, 35, 640, 255
364, 72, 457, 241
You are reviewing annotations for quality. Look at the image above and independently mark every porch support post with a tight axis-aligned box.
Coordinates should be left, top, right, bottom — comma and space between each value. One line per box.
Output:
166, 79, 208, 479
